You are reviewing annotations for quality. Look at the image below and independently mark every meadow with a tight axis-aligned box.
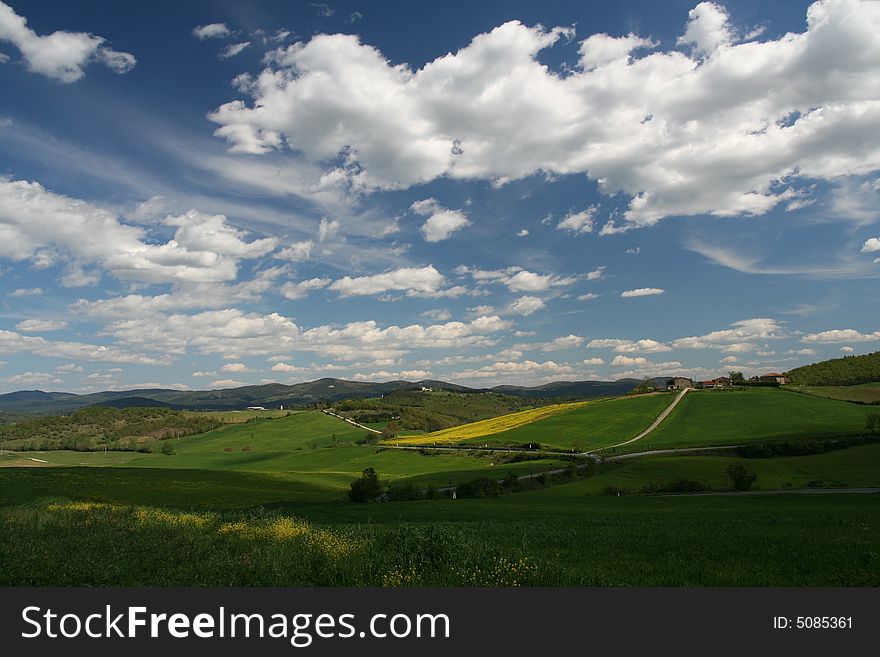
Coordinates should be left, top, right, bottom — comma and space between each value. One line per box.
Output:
618, 388, 871, 453
783, 382, 880, 404
2, 387, 879, 586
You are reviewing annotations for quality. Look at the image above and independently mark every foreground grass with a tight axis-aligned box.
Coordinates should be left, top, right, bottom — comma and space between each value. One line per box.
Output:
1, 493, 877, 586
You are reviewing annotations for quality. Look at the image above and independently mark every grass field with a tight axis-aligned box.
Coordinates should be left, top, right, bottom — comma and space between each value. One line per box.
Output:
783, 382, 880, 404
458, 393, 674, 451
182, 409, 294, 422
388, 399, 594, 444
620, 388, 871, 453
2, 389, 878, 586
1, 483, 877, 586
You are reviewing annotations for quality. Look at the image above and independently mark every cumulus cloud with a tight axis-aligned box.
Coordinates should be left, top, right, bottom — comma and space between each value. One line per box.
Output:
0, 180, 277, 285
193, 23, 231, 40
328, 265, 446, 297
318, 218, 340, 242
280, 277, 331, 299
446, 359, 575, 382
8, 287, 42, 297
862, 237, 880, 253
0, 1, 135, 82
221, 362, 251, 373
620, 287, 664, 297
582, 357, 605, 365
577, 292, 599, 301
588, 338, 672, 353
611, 355, 649, 366
841, 346, 855, 352
15, 319, 68, 332
673, 318, 785, 349
411, 199, 470, 242
517, 229, 529, 237
507, 295, 545, 316
801, 328, 880, 343
557, 208, 596, 234
209, 1, 880, 226
0, 328, 169, 365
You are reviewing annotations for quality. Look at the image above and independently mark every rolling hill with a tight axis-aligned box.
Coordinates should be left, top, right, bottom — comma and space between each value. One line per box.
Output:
785, 350, 880, 386
0, 377, 644, 416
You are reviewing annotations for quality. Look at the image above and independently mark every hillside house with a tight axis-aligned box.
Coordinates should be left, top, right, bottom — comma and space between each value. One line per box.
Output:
700, 377, 731, 388
667, 377, 694, 390
760, 373, 787, 384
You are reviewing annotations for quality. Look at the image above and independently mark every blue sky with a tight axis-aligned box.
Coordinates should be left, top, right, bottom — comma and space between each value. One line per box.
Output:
0, 0, 878, 393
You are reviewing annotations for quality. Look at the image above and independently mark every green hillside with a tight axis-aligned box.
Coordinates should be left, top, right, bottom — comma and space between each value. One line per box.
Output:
457, 393, 673, 451
784, 382, 880, 404
333, 389, 550, 433
785, 351, 880, 386
627, 388, 870, 452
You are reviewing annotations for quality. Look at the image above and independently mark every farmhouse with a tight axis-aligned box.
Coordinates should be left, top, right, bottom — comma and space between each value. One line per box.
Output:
760, 373, 787, 385
666, 377, 694, 390
246, 406, 266, 411
699, 377, 731, 388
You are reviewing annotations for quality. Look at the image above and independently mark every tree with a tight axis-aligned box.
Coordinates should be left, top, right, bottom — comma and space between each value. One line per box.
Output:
161, 441, 175, 456
866, 412, 880, 435
728, 371, 745, 385
348, 467, 383, 502
726, 463, 757, 491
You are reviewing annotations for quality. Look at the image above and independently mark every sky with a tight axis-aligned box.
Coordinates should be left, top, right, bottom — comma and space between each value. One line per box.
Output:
0, 0, 879, 394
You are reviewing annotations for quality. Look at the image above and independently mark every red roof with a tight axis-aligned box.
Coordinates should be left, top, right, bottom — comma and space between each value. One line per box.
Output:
762, 373, 784, 377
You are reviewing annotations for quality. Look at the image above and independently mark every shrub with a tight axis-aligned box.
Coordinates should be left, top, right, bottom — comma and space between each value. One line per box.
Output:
348, 467, 383, 502
160, 441, 174, 456
726, 463, 758, 491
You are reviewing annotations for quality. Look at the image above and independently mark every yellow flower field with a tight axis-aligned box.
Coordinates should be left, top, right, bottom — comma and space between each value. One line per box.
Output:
385, 400, 593, 445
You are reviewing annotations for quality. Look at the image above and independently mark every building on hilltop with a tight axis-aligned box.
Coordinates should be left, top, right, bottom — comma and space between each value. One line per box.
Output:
666, 377, 694, 390
759, 373, 787, 385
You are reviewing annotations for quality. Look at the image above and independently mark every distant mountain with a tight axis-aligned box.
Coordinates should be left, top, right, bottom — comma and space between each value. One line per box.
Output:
0, 377, 644, 416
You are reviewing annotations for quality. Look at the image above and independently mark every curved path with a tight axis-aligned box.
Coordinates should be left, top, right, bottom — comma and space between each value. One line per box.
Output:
590, 387, 690, 454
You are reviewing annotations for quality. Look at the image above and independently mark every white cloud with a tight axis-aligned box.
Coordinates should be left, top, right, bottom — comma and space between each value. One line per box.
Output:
801, 328, 880, 343
673, 318, 785, 349
8, 287, 43, 297
612, 355, 649, 366
208, 2, 880, 226
577, 292, 599, 301
677, 2, 732, 57
0, 371, 63, 388
582, 357, 605, 365
504, 270, 578, 292
54, 363, 84, 373
841, 346, 855, 352
270, 362, 306, 373
192, 370, 216, 377
507, 295, 545, 316
862, 237, 880, 253
15, 319, 68, 332
620, 287, 664, 298
557, 208, 596, 234
220, 42, 250, 59
446, 359, 575, 382
516, 229, 529, 237
786, 348, 818, 356
209, 379, 246, 389
0, 181, 278, 286
280, 277, 331, 299
277, 241, 314, 261
539, 335, 584, 351
0, 328, 169, 365
588, 338, 672, 353
318, 218, 340, 242
421, 309, 452, 322
719, 356, 738, 363
0, 1, 135, 82
329, 265, 445, 297
193, 23, 231, 40
586, 266, 606, 281
411, 199, 470, 242
221, 362, 251, 373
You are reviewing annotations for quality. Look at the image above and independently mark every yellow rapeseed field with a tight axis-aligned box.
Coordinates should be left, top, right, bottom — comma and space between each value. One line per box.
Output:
385, 400, 592, 445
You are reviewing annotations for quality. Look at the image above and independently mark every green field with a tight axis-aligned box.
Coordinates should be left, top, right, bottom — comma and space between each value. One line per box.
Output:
458, 394, 673, 450
621, 388, 871, 452
2, 389, 879, 586
1, 478, 877, 586
783, 382, 880, 404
